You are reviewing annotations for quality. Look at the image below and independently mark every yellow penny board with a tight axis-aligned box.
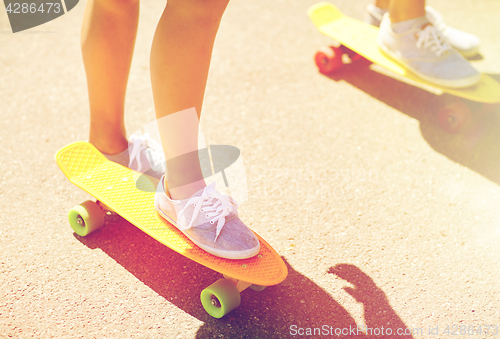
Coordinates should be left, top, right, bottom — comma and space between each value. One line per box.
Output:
55, 141, 287, 287
309, 2, 500, 103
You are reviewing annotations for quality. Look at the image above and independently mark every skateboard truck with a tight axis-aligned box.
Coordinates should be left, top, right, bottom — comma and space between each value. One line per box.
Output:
76, 216, 85, 227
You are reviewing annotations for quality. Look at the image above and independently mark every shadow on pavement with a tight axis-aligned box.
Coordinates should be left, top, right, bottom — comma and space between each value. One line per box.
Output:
323, 60, 500, 185
327, 264, 414, 339
196, 262, 414, 338
76, 221, 412, 338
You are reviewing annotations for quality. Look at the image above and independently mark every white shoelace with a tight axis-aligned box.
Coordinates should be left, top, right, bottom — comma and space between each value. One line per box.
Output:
177, 182, 238, 241
416, 24, 451, 57
128, 133, 164, 172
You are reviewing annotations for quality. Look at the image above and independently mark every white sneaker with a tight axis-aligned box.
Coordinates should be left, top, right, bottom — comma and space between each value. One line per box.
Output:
127, 133, 165, 179
365, 4, 386, 27
366, 5, 480, 57
425, 6, 480, 58
154, 177, 260, 259
92, 133, 165, 179
377, 13, 481, 88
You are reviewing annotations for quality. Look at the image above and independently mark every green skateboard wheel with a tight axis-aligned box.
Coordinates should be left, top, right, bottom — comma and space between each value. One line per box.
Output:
68, 200, 104, 237
200, 278, 241, 318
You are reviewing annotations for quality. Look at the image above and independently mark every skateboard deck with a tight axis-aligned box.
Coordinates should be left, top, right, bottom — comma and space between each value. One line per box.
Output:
55, 141, 287, 317
308, 2, 500, 104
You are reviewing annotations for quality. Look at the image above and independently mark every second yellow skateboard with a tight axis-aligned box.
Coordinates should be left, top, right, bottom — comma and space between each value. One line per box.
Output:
309, 2, 500, 133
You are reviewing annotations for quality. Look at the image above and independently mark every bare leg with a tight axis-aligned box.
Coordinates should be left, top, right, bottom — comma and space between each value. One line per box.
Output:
81, 0, 139, 155
149, 0, 261, 259
150, 0, 230, 200
388, 0, 426, 23
375, 0, 391, 10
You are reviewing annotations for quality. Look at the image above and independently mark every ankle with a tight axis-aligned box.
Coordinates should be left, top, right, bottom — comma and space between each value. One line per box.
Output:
374, 0, 390, 10
88, 133, 128, 155
389, 15, 427, 33
167, 179, 206, 200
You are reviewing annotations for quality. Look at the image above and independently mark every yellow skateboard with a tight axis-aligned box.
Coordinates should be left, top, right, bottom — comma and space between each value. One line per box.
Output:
55, 141, 287, 318
309, 2, 500, 133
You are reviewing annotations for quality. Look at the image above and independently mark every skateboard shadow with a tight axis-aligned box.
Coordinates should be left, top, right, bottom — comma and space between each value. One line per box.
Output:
195, 262, 414, 338
324, 61, 500, 185
74, 222, 412, 338
196, 260, 413, 338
